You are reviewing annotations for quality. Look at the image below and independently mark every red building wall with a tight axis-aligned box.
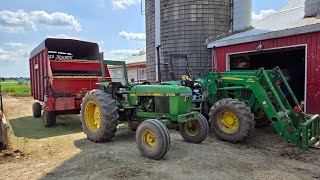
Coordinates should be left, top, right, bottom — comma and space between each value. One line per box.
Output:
212, 31, 320, 114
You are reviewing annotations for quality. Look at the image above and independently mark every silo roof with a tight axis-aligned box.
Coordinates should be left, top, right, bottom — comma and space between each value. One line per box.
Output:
207, 2, 320, 48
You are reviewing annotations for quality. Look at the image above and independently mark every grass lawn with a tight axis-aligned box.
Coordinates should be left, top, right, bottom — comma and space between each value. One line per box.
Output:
0, 81, 31, 95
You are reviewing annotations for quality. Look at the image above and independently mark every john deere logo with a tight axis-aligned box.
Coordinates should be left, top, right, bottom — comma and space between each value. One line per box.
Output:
247, 78, 254, 83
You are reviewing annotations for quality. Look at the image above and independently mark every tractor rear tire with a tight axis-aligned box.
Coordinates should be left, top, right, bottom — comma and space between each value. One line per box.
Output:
209, 98, 254, 143
179, 113, 209, 143
32, 102, 41, 118
42, 110, 56, 127
136, 119, 170, 160
81, 89, 119, 142
129, 121, 141, 131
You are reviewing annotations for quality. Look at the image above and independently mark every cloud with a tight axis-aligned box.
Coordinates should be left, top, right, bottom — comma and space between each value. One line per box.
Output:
0, 60, 29, 77
0, 42, 35, 63
0, 42, 38, 77
0, 10, 82, 33
119, 31, 145, 40
107, 48, 146, 59
252, 9, 277, 22
0, 48, 26, 63
47, 34, 81, 40
112, 0, 140, 9
4, 42, 25, 48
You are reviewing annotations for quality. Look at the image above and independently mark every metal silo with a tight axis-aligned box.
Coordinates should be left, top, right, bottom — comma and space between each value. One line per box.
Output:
305, 0, 320, 17
145, 0, 252, 82
146, 0, 232, 82
232, 0, 252, 32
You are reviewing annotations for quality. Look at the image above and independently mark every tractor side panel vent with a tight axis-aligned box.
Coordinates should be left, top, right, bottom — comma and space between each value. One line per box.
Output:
155, 97, 170, 113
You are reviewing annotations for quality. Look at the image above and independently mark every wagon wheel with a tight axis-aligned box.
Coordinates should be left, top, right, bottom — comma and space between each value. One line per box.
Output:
42, 110, 56, 127
32, 102, 41, 118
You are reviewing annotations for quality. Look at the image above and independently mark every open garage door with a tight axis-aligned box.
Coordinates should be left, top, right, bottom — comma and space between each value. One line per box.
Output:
228, 46, 306, 108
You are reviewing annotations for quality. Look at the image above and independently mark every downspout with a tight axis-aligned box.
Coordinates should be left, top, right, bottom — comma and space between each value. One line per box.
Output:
213, 46, 218, 69
156, 45, 162, 83
230, 0, 234, 33
155, 0, 161, 82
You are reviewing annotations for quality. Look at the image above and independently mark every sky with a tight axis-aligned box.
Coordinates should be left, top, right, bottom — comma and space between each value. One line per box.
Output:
0, 0, 289, 77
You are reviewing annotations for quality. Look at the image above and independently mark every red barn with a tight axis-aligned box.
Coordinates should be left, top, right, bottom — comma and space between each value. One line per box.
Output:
207, 3, 320, 114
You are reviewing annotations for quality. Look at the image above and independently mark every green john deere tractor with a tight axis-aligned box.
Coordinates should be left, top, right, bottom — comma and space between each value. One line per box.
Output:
165, 54, 320, 150
80, 60, 209, 160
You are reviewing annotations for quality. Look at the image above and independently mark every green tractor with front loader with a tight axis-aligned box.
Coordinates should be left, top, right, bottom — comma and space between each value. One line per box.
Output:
165, 54, 320, 150
80, 60, 209, 160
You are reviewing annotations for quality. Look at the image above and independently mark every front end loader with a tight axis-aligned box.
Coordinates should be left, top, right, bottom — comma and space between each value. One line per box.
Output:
194, 67, 320, 149
165, 54, 319, 149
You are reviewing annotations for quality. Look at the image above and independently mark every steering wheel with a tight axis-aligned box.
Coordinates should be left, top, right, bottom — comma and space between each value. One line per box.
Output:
199, 67, 221, 80
142, 81, 151, 85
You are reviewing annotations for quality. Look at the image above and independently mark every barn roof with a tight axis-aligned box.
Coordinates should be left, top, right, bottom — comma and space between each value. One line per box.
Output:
207, 1, 320, 48
121, 54, 146, 65
108, 54, 146, 69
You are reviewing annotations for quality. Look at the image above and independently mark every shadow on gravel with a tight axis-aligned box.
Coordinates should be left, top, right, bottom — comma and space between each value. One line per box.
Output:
9, 115, 82, 139
40, 129, 154, 180
39, 127, 320, 180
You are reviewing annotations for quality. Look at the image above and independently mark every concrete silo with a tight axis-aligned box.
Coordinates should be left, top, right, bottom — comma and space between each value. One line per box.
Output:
145, 0, 252, 82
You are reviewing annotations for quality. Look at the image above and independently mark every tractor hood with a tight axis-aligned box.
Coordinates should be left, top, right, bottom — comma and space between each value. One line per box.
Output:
129, 85, 192, 97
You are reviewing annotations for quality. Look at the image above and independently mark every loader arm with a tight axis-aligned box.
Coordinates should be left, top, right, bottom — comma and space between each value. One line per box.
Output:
203, 67, 320, 150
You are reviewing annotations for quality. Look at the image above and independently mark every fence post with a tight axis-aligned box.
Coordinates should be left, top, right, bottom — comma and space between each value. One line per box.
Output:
0, 85, 2, 112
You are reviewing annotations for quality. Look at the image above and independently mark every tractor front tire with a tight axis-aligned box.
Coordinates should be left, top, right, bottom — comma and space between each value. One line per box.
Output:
81, 89, 119, 142
136, 119, 170, 160
32, 102, 41, 118
254, 112, 271, 128
209, 98, 254, 143
179, 113, 209, 143
253, 98, 278, 128
42, 110, 56, 127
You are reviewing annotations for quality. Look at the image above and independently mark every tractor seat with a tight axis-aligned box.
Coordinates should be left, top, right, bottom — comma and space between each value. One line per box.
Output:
181, 80, 194, 89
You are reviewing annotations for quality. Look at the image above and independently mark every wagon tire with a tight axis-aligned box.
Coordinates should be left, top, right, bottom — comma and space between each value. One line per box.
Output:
32, 102, 41, 118
81, 89, 119, 142
209, 98, 255, 143
42, 110, 56, 127
179, 113, 209, 143
136, 119, 170, 160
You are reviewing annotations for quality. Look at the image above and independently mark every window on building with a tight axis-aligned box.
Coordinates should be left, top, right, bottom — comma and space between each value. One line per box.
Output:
138, 68, 147, 80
